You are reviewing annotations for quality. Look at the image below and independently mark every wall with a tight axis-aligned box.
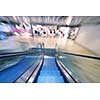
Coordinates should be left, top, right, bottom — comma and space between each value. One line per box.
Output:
75, 24, 100, 55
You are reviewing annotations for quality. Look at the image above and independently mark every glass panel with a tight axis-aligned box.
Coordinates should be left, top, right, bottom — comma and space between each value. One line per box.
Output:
0, 50, 42, 72
57, 52, 100, 82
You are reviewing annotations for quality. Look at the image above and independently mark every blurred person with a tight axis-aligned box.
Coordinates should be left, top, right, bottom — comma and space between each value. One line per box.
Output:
0, 32, 8, 40
60, 31, 64, 38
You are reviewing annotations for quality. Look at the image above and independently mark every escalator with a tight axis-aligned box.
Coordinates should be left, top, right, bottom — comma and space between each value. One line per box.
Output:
35, 56, 66, 83
0, 47, 77, 83
27, 48, 77, 83
0, 49, 42, 83
0, 55, 41, 83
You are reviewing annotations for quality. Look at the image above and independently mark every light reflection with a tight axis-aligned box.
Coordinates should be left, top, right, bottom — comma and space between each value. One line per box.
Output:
66, 16, 73, 25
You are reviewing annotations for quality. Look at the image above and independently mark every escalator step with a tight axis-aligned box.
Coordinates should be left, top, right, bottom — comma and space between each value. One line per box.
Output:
37, 76, 64, 83
41, 69, 58, 72
40, 70, 60, 72
39, 71, 61, 76
41, 67, 58, 70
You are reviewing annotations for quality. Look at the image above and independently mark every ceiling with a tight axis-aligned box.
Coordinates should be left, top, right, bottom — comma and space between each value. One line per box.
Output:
0, 16, 100, 27
0, 16, 68, 25
70, 16, 100, 25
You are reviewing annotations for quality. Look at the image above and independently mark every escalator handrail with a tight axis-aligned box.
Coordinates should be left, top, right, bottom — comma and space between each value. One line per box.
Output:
0, 42, 44, 58
56, 58, 80, 83
0, 49, 42, 58
57, 51, 100, 60
27, 56, 44, 83
14, 55, 43, 83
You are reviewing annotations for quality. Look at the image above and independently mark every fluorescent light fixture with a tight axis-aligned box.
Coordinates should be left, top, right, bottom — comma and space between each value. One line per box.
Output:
66, 16, 73, 25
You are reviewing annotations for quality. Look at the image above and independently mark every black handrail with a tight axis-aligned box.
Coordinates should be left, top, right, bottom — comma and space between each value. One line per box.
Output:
0, 42, 43, 58
57, 51, 100, 60
0, 49, 42, 58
